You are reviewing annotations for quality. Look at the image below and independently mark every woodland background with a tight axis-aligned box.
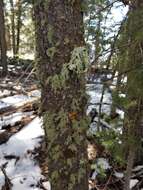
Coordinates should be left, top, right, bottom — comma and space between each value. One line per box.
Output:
0, 0, 143, 190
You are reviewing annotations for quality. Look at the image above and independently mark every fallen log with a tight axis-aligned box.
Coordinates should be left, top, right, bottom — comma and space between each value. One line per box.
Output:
0, 98, 39, 116
0, 132, 11, 145
0, 115, 36, 145
0, 84, 23, 94
0, 83, 38, 96
2, 114, 35, 130
0, 91, 17, 99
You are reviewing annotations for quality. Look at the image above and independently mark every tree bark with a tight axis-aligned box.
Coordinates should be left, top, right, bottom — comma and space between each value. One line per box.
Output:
34, 1, 89, 190
9, 0, 16, 57
123, 1, 143, 189
0, 0, 7, 76
15, 0, 22, 55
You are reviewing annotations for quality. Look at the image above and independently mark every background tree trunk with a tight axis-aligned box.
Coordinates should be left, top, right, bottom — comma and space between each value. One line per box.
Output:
123, 1, 143, 189
0, 0, 7, 76
9, 0, 16, 57
34, 1, 89, 190
15, 0, 22, 55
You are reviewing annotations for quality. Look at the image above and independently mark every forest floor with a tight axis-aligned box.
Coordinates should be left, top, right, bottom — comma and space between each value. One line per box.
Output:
0, 60, 142, 190
0, 62, 50, 190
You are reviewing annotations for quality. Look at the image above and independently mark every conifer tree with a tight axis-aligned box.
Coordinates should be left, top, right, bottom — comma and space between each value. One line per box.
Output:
118, 1, 143, 189
33, 1, 89, 190
0, 0, 7, 76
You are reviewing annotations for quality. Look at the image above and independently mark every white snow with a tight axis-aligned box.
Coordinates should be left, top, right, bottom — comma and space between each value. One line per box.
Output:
0, 100, 9, 109
0, 91, 40, 110
91, 171, 97, 180
86, 79, 112, 115
29, 90, 41, 98
1, 95, 32, 106
133, 165, 143, 172
130, 179, 138, 188
97, 158, 111, 170
0, 117, 45, 190
0, 112, 33, 129
114, 171, 124, 178
116, 108, 124, 119
43, 182, 51, 190
90, 158, 111, 180
0, 89, 11, 97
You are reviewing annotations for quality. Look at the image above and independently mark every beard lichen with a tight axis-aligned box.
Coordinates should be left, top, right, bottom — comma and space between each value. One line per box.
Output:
46, 46, 89, 92
67, 46, 89, 73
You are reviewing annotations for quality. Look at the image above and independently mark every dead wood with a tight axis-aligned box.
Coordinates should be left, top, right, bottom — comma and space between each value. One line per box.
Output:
0, 98, 39, 116
1, 166, 12, 190
0, 116, 36, 144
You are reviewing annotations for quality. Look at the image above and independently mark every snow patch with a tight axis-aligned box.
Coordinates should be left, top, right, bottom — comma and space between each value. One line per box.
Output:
42, 181, 51, 190
0, 112, 33, 129
130, 179, 138, 188
97, 158, 111, 170
0, 117, 45, 190
114, 171, 124, 178
133, 165, 143, 172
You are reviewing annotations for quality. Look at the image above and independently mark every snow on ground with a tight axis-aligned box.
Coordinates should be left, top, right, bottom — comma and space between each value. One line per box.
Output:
90, 158, 111, 180
97, 158, 111, 170
133, 165, 143, 172
0, 90, 40, 110
86, 78, 112, 115
86, 76, 125, 121
0, 112, 33, 129
0, 75, 125, 189
0, 100, 9, 109
114, 171, 124, 178
0, 89, 11, 98
1, 95, 34, 107
130, 179, 139, 189
29, 90, 41, 98
0, 117, 46, 190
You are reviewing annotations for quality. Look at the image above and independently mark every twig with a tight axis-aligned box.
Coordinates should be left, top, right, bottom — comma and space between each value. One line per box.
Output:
0, 166, 12, 190
24, 67, 35, 84
103, 172, 113, 190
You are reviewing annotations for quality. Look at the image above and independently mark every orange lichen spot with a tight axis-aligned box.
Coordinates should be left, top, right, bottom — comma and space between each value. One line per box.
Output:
68, 112, 78, 121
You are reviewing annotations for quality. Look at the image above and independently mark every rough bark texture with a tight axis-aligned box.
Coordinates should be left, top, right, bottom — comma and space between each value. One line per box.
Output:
9, 0, 16, 56
34, 1, 89, 190
15, 0, 22, 55
123, 1, 143, 189
0, 0, 7, 76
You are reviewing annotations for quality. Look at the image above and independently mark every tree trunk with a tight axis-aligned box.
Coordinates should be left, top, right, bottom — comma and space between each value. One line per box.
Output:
0, 0, 7, 76
9, 0, 16, 57
123, 147, 135, 190
123, 1, 143, 189
34, 1, 89, 190
15, 0, 22, 55
94, 13, 102, 65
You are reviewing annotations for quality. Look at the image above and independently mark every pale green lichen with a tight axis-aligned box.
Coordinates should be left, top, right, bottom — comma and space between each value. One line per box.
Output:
46, 46, 89, 92
64, 37, 70, 44
48, 25, 54, 44
42, 46, 89, 188
68, 173, 76, 190
46, 47, 56, 60
67, 47, 89, 74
